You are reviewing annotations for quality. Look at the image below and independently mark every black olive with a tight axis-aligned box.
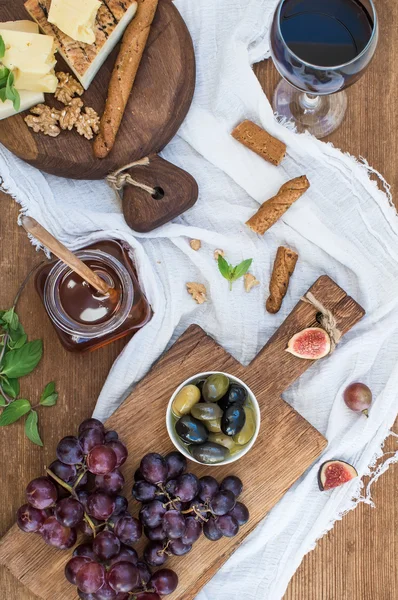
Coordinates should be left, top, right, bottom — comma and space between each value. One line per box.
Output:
175, 415, 208, 445
221, 404, 246, 437
218, 384, 247, 412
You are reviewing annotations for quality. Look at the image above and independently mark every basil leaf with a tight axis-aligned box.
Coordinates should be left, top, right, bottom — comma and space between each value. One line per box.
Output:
0, 399, 31, 426
2, 309, 19, 331
217, 255, 233, 281
5, 71, 15, 102
2, 377, 20, 399
25, 410, 43, 446
0, 65, 9, 79
40, 382, 58, 406
0, 88, 7, 103
1, 340, 43, 378
231, 259, 253, 282
9, 334, 27, 350
12, 87, 20, 112
0, 35, 5, 60
0, 395, 6, 407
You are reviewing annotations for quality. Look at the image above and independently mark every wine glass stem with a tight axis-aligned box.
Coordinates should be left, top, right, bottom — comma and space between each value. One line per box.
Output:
299, 93, 321, 111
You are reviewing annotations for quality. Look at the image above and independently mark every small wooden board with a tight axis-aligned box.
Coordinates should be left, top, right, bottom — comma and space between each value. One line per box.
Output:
0, 0, 196, 180
0, 276, 365, 600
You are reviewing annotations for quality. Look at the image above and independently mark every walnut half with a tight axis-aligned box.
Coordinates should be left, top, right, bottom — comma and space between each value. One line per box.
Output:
75, 107, 100, 140
59, 98, 83, 131
55, 72, 84, 105
186, 282, 207, 304
24, 104, 61, 137
244, 273, 260, 292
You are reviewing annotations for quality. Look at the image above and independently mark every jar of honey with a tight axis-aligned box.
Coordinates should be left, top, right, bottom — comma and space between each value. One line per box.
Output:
35, 240, 152, 352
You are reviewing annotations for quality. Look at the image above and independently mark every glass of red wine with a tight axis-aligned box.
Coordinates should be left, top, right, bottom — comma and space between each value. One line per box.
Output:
270, 0, 378, 138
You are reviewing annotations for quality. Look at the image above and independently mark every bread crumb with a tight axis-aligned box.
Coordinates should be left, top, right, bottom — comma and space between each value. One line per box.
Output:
214, 249, 225, 260
244, 273, 260, 292
190, 239, 201, 251
186, 282, 207, 304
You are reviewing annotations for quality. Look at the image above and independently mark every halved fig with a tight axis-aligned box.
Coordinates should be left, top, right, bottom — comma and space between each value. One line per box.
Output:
318, 460, 358, 491
286, 327, 331, 360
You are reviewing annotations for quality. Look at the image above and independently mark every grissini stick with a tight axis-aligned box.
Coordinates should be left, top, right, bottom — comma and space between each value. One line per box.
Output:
266, 246, 298, 314
21, 216, 112, 297
93, 0, 159, 159
246, 175, 310, 235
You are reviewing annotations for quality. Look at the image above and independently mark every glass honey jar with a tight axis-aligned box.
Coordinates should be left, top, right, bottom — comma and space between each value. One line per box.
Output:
35, 239, 152, 352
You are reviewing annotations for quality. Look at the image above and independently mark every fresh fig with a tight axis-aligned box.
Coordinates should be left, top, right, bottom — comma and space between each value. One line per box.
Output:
318, 460, 358, 491
343, 383, 372, 417
286, 327, 331, 360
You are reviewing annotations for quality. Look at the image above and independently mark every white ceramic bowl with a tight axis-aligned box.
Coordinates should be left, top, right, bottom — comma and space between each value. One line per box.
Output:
166, 371, 261, 466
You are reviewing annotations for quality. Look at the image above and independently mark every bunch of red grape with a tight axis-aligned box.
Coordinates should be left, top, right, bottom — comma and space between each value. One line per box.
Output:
134, 452, 249, 565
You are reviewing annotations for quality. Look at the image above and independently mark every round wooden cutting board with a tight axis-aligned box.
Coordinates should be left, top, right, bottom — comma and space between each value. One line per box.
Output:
0, 0, 196, 180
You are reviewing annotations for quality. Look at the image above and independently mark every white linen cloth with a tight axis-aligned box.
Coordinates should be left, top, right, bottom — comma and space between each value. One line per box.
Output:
1, 0, 398, 598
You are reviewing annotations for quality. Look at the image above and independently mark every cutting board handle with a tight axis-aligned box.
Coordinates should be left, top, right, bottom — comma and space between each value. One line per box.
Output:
117, 154, 198, 233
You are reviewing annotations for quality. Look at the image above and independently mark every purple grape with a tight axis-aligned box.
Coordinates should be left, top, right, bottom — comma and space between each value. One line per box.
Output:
137, 561, 152, 586
150, 569, 178, 595
133, 480, 158, 503
108, 562, 140, 593
87, 492, 116, 520
40, 516, 76, 549
210, 490, 236, 516
109, 545, 138, 566
198, 476, 219, 502
49, 460, 77, 484
87, 446, 117, 475
106, 441, 128, 468
95, 469, 125, 494
228, 502, 249, 525
77, 490, 90, 511
78, 520, 96, 537
220, 476, 243, 498
26, 477, 57, 510
189, 499, 208, 519
65, 556, 93, 584
78, 592, 96, 600
217, 514, 239, 537
79, 419, 105, 435
165, 452, 187, 480
144, 525, 166, 541
55, 497, 84, 528
76, 562, 105, 594
104, 430, 119, 443
203, 517, 222, 541
56, 436, 84, 465
174, 473, 200, 502
73, 543, 96, 560
114, 514, 142, 545
17, 504, 47, 533
79, 428, 105, 454
169, 539, 192, 556
134, 594, 160, 600
143, 541, 168, 567
139, 500, 166, 529
94, 581, 117, 600
181, 515, 202, 545
140, 453, 167, 485
163, 510, 185, 539
93, 530, 121, 560
112, 495, 128, 516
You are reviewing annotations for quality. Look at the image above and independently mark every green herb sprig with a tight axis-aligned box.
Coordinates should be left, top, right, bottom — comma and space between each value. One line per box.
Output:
0, 35, 20, 111
0, 265, 58, 446
217, 255, 253, 290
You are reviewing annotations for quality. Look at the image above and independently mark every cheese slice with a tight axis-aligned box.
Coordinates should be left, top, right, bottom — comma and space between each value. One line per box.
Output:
0, 20, 39, 33
25, 0, 138, 89
0, 29, 58, 93
48, 0, 102, 45
0, 89, 44, 121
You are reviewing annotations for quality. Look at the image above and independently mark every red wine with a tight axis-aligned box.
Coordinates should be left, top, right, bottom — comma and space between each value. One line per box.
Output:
280, 0, 373, 67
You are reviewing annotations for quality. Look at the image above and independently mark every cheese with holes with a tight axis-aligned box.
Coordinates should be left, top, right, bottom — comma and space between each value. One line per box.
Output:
48, 0, 102, 45
0, 29, 58, 93
0, 90, 44, 120
0, 21, 39, 33
25, 0, 138, 89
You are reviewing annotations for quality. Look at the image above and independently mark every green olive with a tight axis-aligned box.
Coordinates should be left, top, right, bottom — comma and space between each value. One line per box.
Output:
172, 384, 201, 417
191, 403, 223, 421
233, 404, 256, 446
208, 432, 236, 451
205, 418, 222, 433
202, 374, 229, 402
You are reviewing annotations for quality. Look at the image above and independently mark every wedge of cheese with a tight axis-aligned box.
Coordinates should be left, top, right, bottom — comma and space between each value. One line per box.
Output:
48, 0, 102, 45
0, 20, 39, 33
25, 0, 138, 89
0, 29, 58, 93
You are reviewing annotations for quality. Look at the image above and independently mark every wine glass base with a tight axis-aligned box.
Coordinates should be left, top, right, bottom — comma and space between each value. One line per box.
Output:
272, 79, 348, 139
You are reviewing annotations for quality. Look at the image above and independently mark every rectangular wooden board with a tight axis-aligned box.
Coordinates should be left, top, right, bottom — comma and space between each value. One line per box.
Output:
0, 275, 365, 599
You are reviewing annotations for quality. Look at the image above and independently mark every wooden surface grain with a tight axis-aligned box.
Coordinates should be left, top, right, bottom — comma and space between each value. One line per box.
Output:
0, 0, 397, 598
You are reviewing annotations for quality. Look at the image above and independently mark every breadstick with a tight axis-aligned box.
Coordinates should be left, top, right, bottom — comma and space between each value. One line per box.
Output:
232, 120, 286, 166
93, 0, 159, 159
266, 246, 298, 314
246, 175, 310, 235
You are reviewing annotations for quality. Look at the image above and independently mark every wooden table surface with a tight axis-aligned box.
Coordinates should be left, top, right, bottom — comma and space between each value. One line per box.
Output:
0, 0, 397, 597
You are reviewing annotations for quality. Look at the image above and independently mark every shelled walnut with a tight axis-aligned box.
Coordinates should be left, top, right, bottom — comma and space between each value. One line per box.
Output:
186, 282, 207, 304
244, 273, 260, 292
55, 72, 84, 105
75, 107, 100, 140
24, 105, 61, 138
59, 98, 83, 131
